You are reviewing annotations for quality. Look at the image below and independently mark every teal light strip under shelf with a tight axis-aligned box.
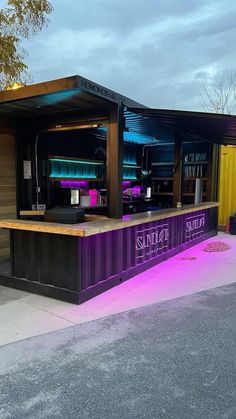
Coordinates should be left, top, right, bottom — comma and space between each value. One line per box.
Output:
50, 159, 140, 168
123, 164, 141, 168
123, 160, 137, 165
50, 175, 98, 179
50, 175, 136, 180
123, 176, 137, 180
49, 158, 103, 165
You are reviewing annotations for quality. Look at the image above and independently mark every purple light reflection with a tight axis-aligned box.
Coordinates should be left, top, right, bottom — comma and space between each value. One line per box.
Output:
89, 189, 98, 207
60, 180, 89, 188
132, 186, 141, 196
122, 214, 133, 221
123, 181, 131, 188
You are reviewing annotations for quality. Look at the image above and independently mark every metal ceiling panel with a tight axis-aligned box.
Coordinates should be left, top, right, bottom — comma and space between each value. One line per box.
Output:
126, 108, 236, 145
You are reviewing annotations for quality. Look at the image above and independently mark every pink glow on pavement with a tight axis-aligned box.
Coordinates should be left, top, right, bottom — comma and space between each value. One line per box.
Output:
52, 233, 236, 325
7, 232, 235, 347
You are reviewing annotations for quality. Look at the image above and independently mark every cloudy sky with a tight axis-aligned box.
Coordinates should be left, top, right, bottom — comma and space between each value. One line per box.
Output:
20, 0, 236, 111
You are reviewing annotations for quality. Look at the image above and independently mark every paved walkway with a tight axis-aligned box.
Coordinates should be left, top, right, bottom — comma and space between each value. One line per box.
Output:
0, 232, 236, 346
1, 282, 236, 419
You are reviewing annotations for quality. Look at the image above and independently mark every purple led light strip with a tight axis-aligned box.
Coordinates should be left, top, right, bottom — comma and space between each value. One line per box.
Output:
60, 180, 89, 188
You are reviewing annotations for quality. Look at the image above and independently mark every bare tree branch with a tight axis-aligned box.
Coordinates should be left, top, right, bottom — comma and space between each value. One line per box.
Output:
200, 70, 236, 114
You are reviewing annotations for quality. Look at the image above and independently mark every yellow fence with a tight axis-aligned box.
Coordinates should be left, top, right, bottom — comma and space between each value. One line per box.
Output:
218, 145, 236, 227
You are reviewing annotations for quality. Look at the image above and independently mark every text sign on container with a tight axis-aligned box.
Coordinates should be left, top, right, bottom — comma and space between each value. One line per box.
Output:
136, 223, 169, 259
185, 213, 205, 241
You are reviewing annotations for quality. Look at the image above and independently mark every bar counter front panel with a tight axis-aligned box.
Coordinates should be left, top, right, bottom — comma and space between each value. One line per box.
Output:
0, 204, 218, 303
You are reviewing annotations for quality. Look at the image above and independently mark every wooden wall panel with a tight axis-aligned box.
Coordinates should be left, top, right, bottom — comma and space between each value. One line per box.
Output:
0, 124, 16, 261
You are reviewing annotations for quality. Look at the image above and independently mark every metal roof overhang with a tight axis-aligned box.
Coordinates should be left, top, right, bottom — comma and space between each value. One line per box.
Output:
0, 75, 145, 119
125, 108, 236, 145
1, 75, 236, 145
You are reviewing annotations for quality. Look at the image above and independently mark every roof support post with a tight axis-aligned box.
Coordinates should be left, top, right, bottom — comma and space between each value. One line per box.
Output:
206, 143, 220, 201
173, 130, 182, 206
107, 104, 124, 218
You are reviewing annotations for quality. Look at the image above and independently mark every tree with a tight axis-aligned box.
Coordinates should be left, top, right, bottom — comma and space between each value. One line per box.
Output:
200, 70, 236, 114
0, 0, 53, 89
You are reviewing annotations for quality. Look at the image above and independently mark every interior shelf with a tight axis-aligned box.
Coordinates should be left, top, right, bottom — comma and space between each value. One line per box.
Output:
123, 179, 140, 182
183, 177, 207, 181
49, 156, 103, 165
123, 164, 142, 168
152, 177, 173, 180
49, 177, 141, 182
151, 162, 173, 166
183, 161, 208, 165
182, 192, 207, 196
49, 177, 103, 182
49, 156, 142, 168
152, 192, 173, 196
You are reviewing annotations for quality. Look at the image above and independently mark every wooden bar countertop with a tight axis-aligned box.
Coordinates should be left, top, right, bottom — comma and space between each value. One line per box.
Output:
0, 202, 219, 238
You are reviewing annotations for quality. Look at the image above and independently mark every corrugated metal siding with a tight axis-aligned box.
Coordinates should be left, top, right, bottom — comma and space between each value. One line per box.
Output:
10, 207, 217, 303
218, 146, 236, 226
79, 209, 214, 291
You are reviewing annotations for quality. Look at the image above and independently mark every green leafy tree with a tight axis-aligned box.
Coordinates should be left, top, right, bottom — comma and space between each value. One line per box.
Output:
0, 0, 53, 89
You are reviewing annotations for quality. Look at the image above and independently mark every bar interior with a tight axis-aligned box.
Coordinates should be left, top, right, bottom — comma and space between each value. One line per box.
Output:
0, 75, 235, 303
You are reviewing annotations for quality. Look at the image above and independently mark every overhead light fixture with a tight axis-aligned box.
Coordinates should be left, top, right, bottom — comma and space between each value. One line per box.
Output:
47, 123, 99, 132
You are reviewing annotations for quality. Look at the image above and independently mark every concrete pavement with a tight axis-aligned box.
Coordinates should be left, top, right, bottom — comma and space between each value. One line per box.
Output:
0, 232, 236, 346
0, 281, 236, 419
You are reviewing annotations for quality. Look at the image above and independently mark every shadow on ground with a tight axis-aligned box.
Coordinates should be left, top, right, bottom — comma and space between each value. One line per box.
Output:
0, 282, 236, 419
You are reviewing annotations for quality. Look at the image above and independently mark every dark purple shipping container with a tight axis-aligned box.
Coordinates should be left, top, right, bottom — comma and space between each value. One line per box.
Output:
4, 207, 217, 304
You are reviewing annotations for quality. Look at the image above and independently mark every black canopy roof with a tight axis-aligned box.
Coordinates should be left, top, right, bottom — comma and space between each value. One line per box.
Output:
0, 75, 145, 118
0, 75, 236, 145
125, 108, 236, 145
